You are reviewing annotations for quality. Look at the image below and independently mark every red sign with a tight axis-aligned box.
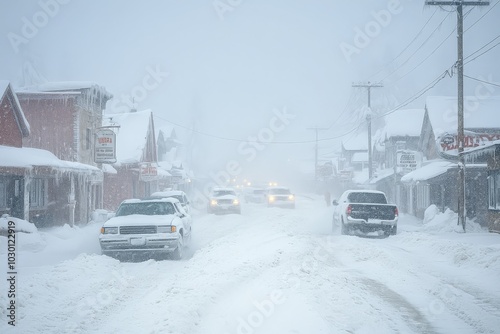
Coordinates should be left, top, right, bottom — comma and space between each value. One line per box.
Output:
439, 133, 500, 152
95, 129, 116, 163
140, 163, 158, 181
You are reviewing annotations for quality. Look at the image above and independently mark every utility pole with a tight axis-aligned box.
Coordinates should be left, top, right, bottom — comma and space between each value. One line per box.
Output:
352, 82, 383, 179
425, 1, 489, 232
307, 127, 328, 182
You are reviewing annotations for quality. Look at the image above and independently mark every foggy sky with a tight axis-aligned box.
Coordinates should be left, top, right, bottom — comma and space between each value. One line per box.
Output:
1, 0, 499, 184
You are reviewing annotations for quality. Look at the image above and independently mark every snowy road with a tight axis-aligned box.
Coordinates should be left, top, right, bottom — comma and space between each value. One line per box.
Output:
1, 195, 500, 334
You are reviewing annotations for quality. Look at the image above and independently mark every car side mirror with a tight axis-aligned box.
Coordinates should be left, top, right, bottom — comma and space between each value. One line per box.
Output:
332, 200, 338, 206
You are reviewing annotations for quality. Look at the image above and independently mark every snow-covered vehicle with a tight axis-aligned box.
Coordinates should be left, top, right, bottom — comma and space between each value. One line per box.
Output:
207, 187, 241, 214
332, 190, 398, 236
266, 186, 295, 209
150, 190, 191, 213
99, 198, 192, 260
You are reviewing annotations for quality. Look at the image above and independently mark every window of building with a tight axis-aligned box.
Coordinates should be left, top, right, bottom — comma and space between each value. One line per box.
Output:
86, 128, 92, 150
497, 173, 500, 210
488, 172, 500, 210
0, 182, 6, 209
29, 178, 47, 208
488, 174, 495, 209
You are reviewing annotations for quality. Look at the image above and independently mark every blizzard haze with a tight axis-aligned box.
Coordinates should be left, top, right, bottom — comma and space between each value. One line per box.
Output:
1, 0, 499, 179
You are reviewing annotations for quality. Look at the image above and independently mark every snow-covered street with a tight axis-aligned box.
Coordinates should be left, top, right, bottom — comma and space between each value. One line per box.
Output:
1, 194, 500, 334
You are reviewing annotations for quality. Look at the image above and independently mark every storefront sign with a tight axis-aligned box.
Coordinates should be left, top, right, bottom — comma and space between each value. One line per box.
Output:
439, 132, 500, 153
94, 129, 116, 164
397, 151, 421, 174
140, 163, 158, 182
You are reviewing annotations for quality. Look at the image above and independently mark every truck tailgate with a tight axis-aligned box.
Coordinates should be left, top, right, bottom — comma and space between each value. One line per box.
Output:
349, 204, 397, 221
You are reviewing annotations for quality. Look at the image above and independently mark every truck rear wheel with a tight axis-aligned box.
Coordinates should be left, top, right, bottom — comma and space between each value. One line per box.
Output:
341, 218, 348, 235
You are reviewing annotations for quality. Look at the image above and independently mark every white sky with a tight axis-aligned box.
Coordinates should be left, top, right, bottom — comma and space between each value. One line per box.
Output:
1, 0, 499, 182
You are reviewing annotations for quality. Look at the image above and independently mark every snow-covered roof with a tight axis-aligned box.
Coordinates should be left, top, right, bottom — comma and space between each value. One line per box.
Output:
425, 96, 500, 136
101, 163, 117, 174
103, 110, 152, 164
376, 109, 425, 141
351, 152, 368, 163
157, 168, 172, 178
17, 81, 112, 99
400, 160, 455, 183
369, 168, 396, 184
342, 132, 368, 151
0, 80, 30, 137
0, 145, 100, 174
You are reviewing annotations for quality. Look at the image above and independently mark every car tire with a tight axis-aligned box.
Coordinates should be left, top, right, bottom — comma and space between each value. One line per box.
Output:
391, 226, 397, 236
341, 218, 348, 235
172, 235, 184, 260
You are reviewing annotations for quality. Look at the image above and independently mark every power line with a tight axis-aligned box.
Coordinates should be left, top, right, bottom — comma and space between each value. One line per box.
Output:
464, 0, 499, 32
464, 34, 500, 63
366, 8, 439, 82
464, 74, 500, 87
326, 88, 358, 130
378, 11, 453, 82
387, 24, 456, 86
379, 68, 453, 119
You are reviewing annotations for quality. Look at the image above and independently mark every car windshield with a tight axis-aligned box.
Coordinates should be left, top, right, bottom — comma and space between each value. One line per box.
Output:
268, 188, 291, 195
347, 192, 387, 204
115, 202, 175, 216
213, 190, 236, 197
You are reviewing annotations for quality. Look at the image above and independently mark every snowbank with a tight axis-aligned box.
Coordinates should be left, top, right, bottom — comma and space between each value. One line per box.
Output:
421, 205, 485, 233
0, 215, 37, 234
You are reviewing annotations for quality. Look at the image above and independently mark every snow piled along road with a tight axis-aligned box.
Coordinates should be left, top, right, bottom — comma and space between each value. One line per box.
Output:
1, 195, 500, 334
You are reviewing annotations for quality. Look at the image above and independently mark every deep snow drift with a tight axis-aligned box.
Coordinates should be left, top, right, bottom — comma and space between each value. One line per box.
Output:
1, 195, 499, 334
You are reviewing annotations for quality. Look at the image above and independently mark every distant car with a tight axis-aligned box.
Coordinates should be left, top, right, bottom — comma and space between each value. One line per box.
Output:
332, 190, 398, 237
99, 198, 192, 260
266, 186, 295, 209
150, 190, 191, 213
207, 187, 241, 214
243, 187, 266, 203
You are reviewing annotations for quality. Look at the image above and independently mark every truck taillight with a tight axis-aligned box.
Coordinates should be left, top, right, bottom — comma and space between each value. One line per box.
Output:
395, 207, 399, 218
346, 204, 352, 216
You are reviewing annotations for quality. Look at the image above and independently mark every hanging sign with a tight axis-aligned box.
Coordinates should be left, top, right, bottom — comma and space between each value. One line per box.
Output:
140, 163, 158, 181
94, 129, 116, 163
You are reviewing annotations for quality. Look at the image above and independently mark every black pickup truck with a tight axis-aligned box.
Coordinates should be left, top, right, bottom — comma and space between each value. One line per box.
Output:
332, 190, 398, 236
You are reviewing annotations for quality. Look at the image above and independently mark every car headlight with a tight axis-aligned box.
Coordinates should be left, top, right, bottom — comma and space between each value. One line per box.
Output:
157, 225, 176, 233
101, 226, 118, 234
210, 199, 217, 206
268, 195, 275, 202
288, 194, 294, 200
233, 199, 240, 205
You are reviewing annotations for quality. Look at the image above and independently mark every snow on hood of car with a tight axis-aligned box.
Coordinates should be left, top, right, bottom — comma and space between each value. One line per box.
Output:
212, 194, 238, 200
103, 214, 175, 227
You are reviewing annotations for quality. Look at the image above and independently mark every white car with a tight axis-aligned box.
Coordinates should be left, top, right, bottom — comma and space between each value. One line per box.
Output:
207, 187, 241, 214
266, 186, 295, 209
99, 198, 192, 260
150, 190, 191, 213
